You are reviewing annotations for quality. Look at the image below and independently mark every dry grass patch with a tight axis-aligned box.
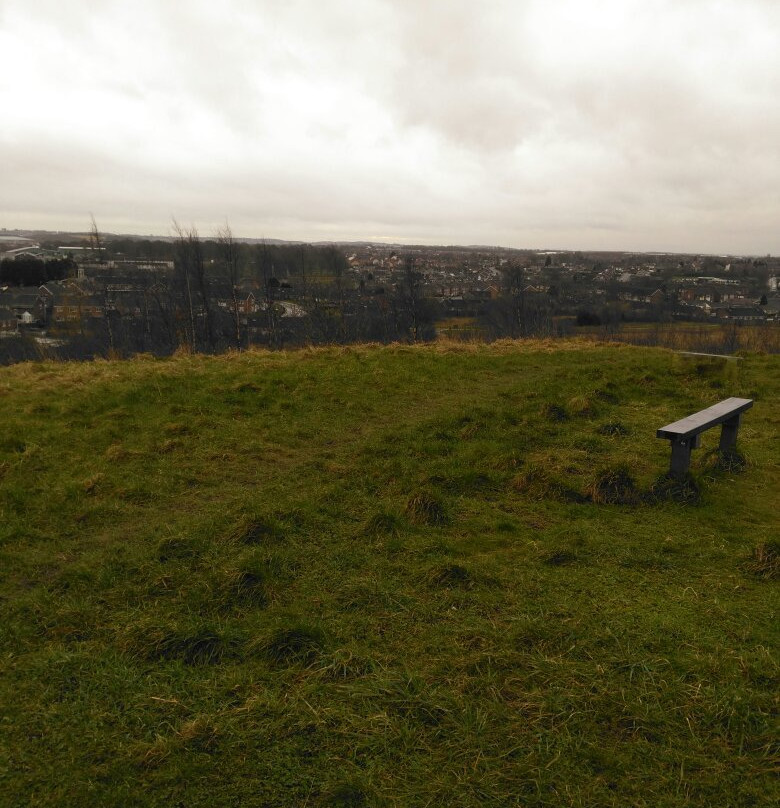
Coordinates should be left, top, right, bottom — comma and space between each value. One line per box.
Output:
744, 541, 779, 580
587, 464, 640, 505
405, 489, 449, 526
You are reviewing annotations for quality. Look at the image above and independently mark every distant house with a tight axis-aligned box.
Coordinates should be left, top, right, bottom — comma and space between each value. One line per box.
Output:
618, 287, 665, 305
647, 288, 665, 305
712, 305, 766, 323
760, 296, 780, 321
0, 287, 46, 325
46, 283, 105, 322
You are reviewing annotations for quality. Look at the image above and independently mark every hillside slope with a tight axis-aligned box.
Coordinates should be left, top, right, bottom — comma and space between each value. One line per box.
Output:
1, 341, 778, 807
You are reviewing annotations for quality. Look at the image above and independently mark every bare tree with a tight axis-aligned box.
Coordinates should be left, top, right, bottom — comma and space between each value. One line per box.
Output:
255, 241, 280, 348
216, 222, 243, 349
172, 219, 198, 351
89, 213, 104, 265
398, 256, 436, 342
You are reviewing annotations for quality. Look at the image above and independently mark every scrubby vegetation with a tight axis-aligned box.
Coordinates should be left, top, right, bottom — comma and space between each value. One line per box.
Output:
0, 340, 777, 806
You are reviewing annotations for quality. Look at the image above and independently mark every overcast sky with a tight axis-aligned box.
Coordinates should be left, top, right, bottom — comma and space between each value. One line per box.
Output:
1, 0, 779, 253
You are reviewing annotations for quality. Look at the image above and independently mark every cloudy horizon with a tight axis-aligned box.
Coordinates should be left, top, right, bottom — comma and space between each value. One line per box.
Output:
2, 0, 779, 254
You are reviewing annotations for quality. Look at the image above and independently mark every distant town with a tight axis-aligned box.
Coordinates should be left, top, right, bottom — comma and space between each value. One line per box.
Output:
1, 227, 778, 363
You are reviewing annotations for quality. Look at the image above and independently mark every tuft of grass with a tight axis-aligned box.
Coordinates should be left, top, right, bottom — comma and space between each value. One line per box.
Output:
258, 624, 326, 666
588, 464, 639, 504
539, 549, 579, 566
363, 510, 403, 537
163, 422, 191, 435
405, 489, 449, 526
224, 556, 269, 607
594, 386, 620, 404
542, 402, 568, 422
425, 563, 474, 589
648, 473, 701, 504
156, 535, 201, 562
568, 395, 596, 417
744, 541, 779, 580
511, 463, 582, 502
323, 782, 370, 807
82, 474, 104, 494
702, 447, 749, 473
597, 421, 630, 436
123, 619, 243, 665
229, 514, 285, 545
104, 443, 129, 461
312, 647, 375, 681
512, 615, 577, 652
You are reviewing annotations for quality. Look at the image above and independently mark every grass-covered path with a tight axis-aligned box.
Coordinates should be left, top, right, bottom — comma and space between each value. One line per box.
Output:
1, 341, 777, 806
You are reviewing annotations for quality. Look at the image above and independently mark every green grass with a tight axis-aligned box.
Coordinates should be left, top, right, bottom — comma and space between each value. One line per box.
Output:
1, 340, 778, 807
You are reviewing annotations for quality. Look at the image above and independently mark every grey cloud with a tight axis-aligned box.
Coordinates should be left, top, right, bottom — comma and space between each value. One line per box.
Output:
1, 0, 779, 252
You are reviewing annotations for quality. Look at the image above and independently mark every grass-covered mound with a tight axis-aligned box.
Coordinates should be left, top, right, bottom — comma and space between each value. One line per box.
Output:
1, 341, 777, 807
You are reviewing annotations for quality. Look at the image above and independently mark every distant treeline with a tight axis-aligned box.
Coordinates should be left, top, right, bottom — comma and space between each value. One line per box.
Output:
0, 231, 439, 364
0, 257, 76, 287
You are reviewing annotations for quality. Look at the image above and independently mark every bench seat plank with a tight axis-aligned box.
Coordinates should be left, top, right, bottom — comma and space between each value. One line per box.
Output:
656, 397, 753, 440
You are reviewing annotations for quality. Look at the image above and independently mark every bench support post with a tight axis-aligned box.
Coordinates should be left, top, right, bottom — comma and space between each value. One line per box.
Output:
669, 435, 701, 479
718, 414, 742, 453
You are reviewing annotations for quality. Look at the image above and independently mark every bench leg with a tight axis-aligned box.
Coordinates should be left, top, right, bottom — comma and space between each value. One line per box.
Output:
669, 435, 701, 479
719, 414, 742, 453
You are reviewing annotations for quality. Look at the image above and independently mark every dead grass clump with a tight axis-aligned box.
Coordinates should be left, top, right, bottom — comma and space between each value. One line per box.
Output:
702, 448, 748, 473
588, 465, 639, 505
176, 717, 220, 752
82, 474, 104, 495
135, 718, 219, 769
744, 541, 779, 580
511, 465, 581, 502
104, 444, 129, 461
163, 422, 191, 436
312, 648, 375, 681
135, 736, 173, 769
568, 395, 596, 417
405, 489, 449, 526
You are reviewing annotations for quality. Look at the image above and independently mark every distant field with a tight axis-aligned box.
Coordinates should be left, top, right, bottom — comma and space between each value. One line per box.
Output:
576, 322, 780, 354
1, 341, 777, 807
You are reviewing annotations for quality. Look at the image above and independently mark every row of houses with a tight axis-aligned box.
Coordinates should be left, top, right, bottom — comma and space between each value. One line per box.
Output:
0, 275, 309, 335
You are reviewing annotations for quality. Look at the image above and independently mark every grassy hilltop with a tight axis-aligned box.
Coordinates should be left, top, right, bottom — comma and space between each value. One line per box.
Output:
1, 341, 777, 807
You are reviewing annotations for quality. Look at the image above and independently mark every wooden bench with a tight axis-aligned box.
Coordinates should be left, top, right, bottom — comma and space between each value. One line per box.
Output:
656, 397, 753, 478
